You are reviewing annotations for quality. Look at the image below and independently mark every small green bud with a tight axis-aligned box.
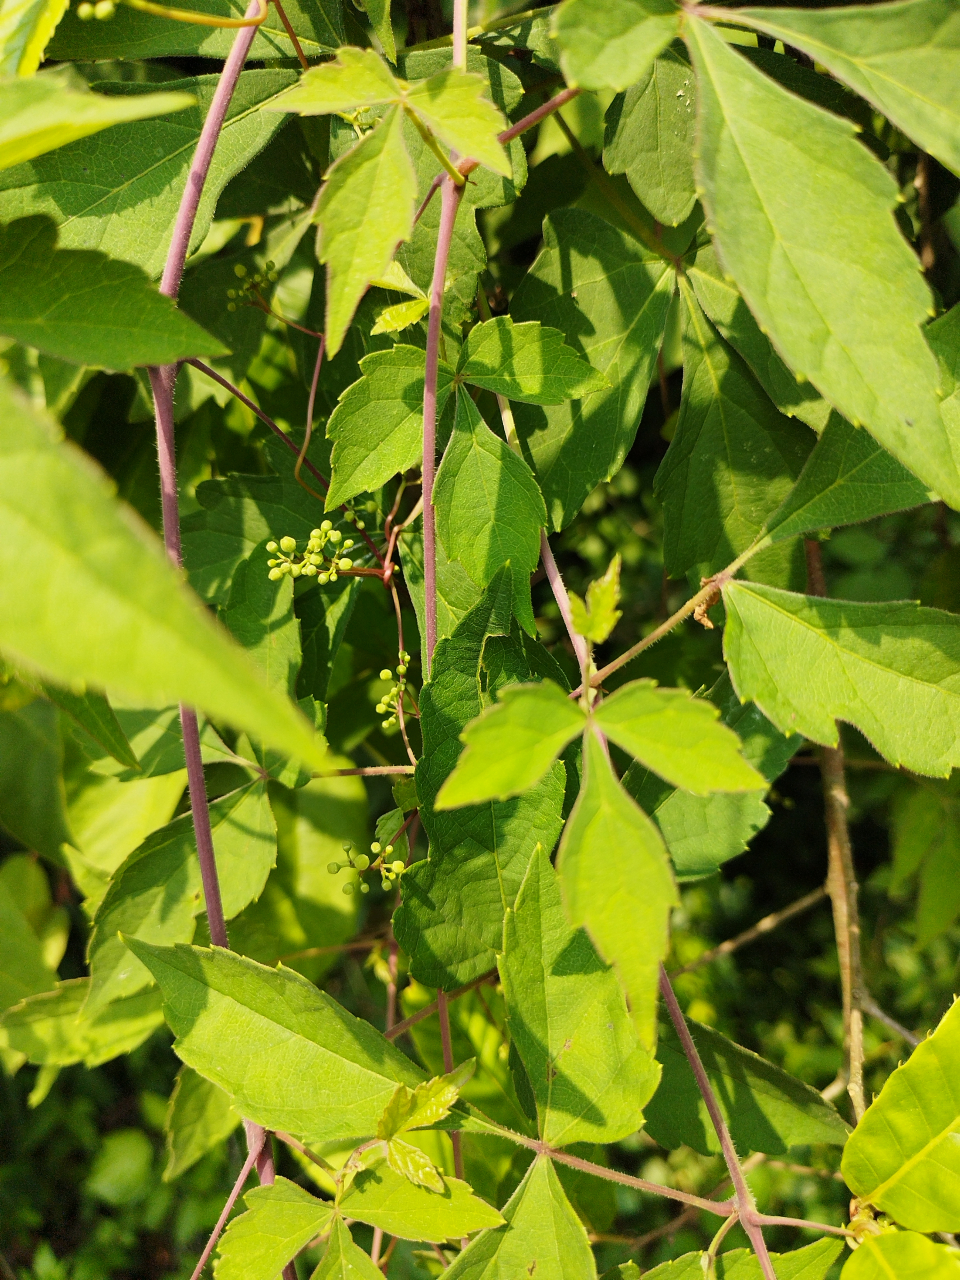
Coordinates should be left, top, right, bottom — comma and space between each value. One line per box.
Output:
290, 564, 302, 578
355, 854, 370, 871
375, 704, 386, 715
93, 0, 114, 17
303, 564, 318, 576
385, 845, 394, 855
382, 719, 393, 729
307, 554, 323, 566
268, 271, 279, 282
279, 535, 297, 553
318, 573, 330, 585
365, 501, 377, 513
226, 289, 237, 299
329, 572, 338, 582
342, 883, 355, 896
381, 880, 391, 892
77, 3, 94, 17
379, 669, 392, 681
338, 558, 352, 570
310, 529, 323, 539
342, 842, 352, 853
328, 529, 342, 543
371, 842, 382, 854
268, 568, 284, 581
360, 882, 370, 893
321, 520, 333, 532
266, 540, 278, 552
356, 520, 365, 530
391, 860, 405, 874
327, 861, 340, 874
343, 539, 354, 550
234, 263, 247, 278
227, 302, 237, 311
396, 665, 407, 676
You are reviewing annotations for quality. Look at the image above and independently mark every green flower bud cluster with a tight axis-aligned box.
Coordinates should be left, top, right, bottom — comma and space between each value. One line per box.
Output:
341, 507, 366, 532
265, 525, 356, 584
375, 650, 411, 730
326, 839, 405, 895
76, 0, 114, 18
225, 260, 279, 312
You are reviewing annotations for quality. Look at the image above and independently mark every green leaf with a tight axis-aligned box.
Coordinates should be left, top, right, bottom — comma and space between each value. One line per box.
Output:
0, 216, 228, 371
557, 732, 677, 1050
383, 1139, 446, 1192
272, 47, 401, 114
0, 853, 67, 975
393, 570, 567, 989
0, 979, 163, 1067
644, 1016, 850, 1156
377, 1063, 476, 1140
326, 346, 455, 510
458, 317, 606, 406
569, 556, 622, 646
722, 579, 960, 777
552, 0, 681, 92
720, 1243, 844, 1280
686, 237, 830, 434
405, 69, 509, 176
0, 379, 326, 767
315, 108, 417, 356
313, 1217, 382, 1280
594, 679, 766, 794
763, 414, 932, 545
685, 20, 955, 506
511, 209, 675, 530
603, 46, 697, 227
0, 698, 72, 864
892, 781, 960, 946
434, 389, 547, 632
126, 940, 427, 1143
842, 995, 960, 1231
44, 686, 138, 772
220, 543, 301, 698
399, 527, 483, 669
214, 1177, 333, 1280
86, 782, 276, 1011
357, 0, 395, 62
340, 1155, 504, 1241
444, 1156, 597, 1280
0, 0, 68, 76
738, 1, 960, 179
0, 877, 56, 1013
163, 1066, 240, 1182
436, 681, 585, 809
655, 284, 813, 581
0, 67, 193, 166
0, 70, 293, 277
371, 298, 429, 334
500, 846, 659, 1147
841, 1233, 960, 1280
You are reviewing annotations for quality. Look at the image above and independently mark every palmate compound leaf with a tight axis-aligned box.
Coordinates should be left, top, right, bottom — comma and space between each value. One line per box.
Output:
456, 316, 607, 405
557, 732, 677, 1051
722, 579, 960, 777
404, 70, 509, 177
215, 1178, 333, 1280
325, 346, 455, 510
655, 283, 813, 582
643, 1016, 849, 1156
551, 0, 681, 92
0, 67, 193, 167
0, 70, 294, 278
86, 782, 276, 1012
393, 569, 567, 989
510, 208, 676, 530
0, 378, 325, 768
164, 1066, 240, 1181
684, 19, 960, 508
499, 845, 660, 1147
842, 996, 960, 1231
443, 1156, 597, 1280
736, 0, 960, 179
339, 1156, 504, 1241
434, 388, 547, 633
125, 940, 439, 1143
842, 1233, 960, 1280
0, 217, 228, 371
0, 979, 163, 1068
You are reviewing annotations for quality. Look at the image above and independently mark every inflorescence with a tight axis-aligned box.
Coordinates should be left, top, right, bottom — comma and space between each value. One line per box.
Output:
328, 840, 407, 895
226, 261, 279, 311
376, 651, 411, 730
266, 523, 362, 584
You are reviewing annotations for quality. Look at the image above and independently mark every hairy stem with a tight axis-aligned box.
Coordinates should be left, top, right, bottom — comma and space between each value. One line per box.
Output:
188, 1123, 265, 1280
540, 533, 590, 690
531, 1145, 735, 1217
805, 540, 866, 1121
671, 886, 828, 977
421, 176, 464, 670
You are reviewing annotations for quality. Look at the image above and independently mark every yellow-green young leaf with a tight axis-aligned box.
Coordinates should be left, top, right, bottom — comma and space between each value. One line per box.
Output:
214, 1178, 333, 1280
722, 579, 960, 777
685, 19, 958, 508
125, 941, 428, 1143
436, 682, 586, 809
0, 216, 229, 370
405, 68, 509, 176
0, 377, 325, 768
557, 732, 677, 1050
458, 316, 607, 405
593, 680, 766, 795
443, 1156, 597, 1280
737, 1, 960, 179
569, 555, 622, 644
315, 107, 416, 356
383, 1138, 445, 1192
842, 1233, 960, 1280
377, 1062, 476, 1140
164, 1066, 239, 1182
371, 297, 429, 334
356, 0, 395, 62
500, 846, 660, 1147
0, 67, 193, 169
313, 1217, 382, 1280
0, 979, 163, 1067
270, 46, 401, 114
340, 1155, 504, 1242
841, 997, 960, 1232
0, 0, 68, 76
552, 0, 681, 92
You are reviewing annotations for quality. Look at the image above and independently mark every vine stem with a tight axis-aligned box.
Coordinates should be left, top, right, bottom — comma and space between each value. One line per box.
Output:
805, 540, 867, 1121
422, 176, 464, 670
659, 966, 778, 1280
187, 1123, 265, 1280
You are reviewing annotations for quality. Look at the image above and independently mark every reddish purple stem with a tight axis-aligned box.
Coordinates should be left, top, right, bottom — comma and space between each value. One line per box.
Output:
540, 531, 589, 690
422, 176, 464, 669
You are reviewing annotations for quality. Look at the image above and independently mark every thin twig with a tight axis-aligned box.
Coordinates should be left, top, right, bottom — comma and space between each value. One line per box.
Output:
294, 335, 327, 503
271, 0, 309, 68
535, 1144, 735, 1217
318, 765, 416, 777
275, 1131, 335, 1174
189, 1124, 265, 1280
670, 887, 828, 977
385, 969, 498, 1040
859, 994, 921, 1049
